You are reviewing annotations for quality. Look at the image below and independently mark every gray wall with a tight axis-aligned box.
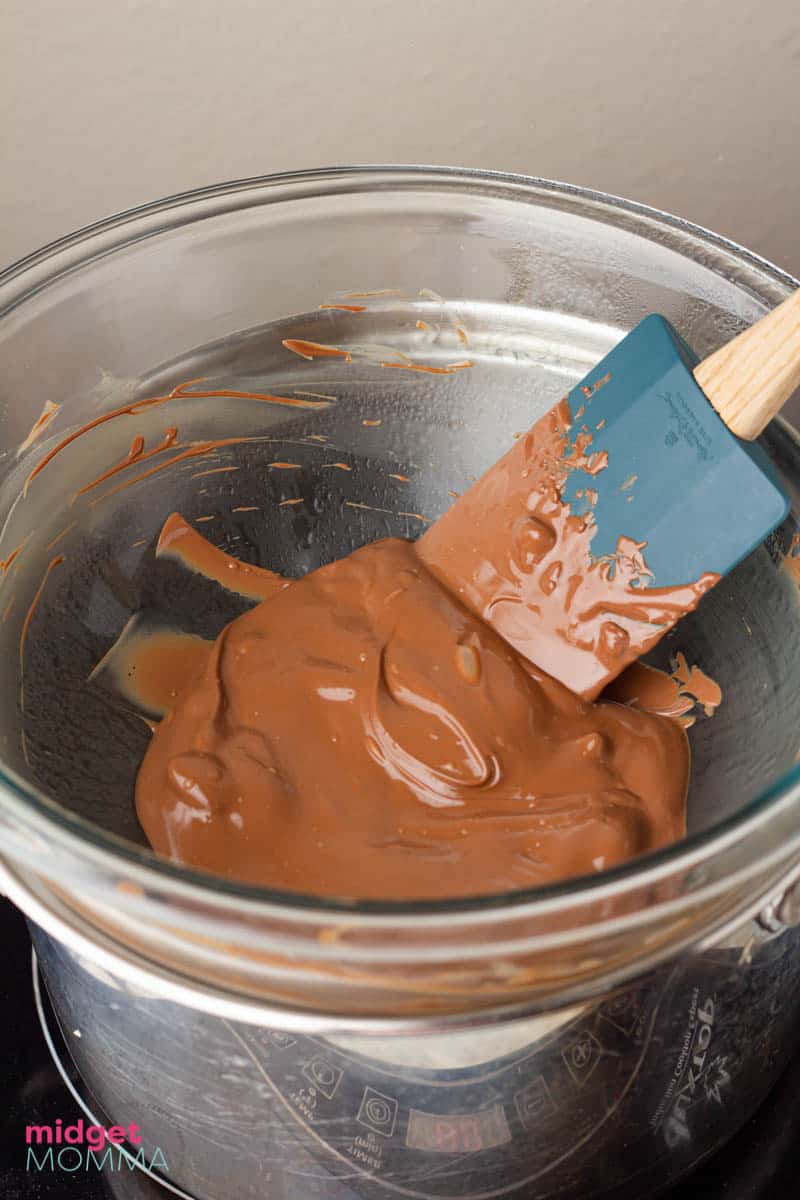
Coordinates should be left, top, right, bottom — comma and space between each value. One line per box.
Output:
3, 0, 798, 274
3, 0, 799, 426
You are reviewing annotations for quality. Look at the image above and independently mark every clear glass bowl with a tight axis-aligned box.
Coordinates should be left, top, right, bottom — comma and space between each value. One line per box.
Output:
0, 167, 799, 1027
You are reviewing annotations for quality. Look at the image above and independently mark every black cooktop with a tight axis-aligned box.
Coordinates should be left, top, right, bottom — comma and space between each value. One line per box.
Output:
1, 897, 798, 1200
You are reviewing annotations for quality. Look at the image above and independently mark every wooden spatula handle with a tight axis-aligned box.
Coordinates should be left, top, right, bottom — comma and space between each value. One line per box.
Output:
693, 288, 800, 440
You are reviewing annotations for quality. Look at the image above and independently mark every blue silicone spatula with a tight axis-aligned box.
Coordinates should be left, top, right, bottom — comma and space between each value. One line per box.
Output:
418, 290, 800, 697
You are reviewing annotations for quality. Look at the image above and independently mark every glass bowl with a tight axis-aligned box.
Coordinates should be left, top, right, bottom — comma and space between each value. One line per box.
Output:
0, 167, 799, 1025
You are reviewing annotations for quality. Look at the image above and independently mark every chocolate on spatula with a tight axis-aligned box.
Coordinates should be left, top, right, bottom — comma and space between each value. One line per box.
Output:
419, 296, 800, 698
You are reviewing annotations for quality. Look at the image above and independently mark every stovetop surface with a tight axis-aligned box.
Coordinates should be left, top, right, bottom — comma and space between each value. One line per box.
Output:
1, 897, 798, 1200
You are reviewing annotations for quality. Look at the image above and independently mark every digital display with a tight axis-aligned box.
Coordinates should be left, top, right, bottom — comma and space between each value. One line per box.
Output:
406, 1105, 510, 1153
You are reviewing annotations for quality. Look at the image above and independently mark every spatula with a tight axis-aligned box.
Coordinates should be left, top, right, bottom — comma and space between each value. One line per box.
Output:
418, 290, 800, 699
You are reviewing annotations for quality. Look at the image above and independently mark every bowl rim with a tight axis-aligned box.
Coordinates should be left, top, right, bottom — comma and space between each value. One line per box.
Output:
1, 163, 799, 923
3, 164, 800, 295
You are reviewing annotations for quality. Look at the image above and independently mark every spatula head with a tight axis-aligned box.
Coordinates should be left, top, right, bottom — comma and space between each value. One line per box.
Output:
561, 314, 790, 585
417, 315, 790, 697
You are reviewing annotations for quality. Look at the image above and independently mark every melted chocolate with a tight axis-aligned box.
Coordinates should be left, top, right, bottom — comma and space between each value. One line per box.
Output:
136, 538, 688, 899
607, 656, 722, 729
130, 372, 728, 899
156, 513, 288, 603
